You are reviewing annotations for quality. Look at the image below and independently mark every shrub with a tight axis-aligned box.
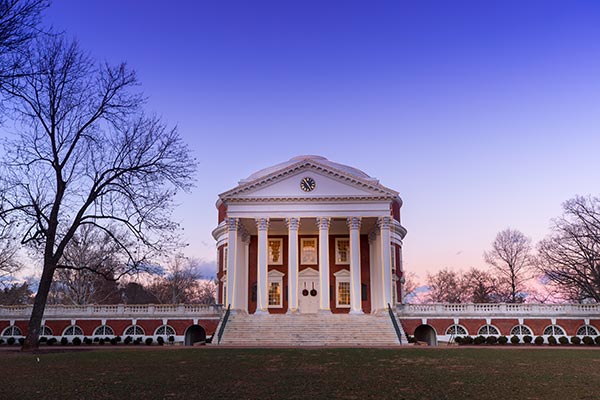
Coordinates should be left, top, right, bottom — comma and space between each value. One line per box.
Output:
84, 337, 93, 345
510, 335, 520, 344
168, 335, 175, 343
93, 337, 100, 343
145, 337, 153, 346
47, 338, 57, 346
485, 336, 498, 345
60, 337, 68, 345
110, 338, 118, 345
463, 336, 474, 345
523, 335, 533, 344
0, 338, 4, 345
124, 336, 132, 344
534, 336, 544, 345
582, 336, 594, 346
7, 337, 16, 345
570, 336, 581, 345
407, 335, 416, 344
72, 337, 82, 346
473, 335, 486, 345
18, 338, 25, 345
498, 336, 508, 345
98, 338, 105, 345
157, 336, 165, 345
115, 336, 122, 343
595, 336, 600, 345
547, 335, 557, 345
39, 337, 48, 343
558, 336, 569, 345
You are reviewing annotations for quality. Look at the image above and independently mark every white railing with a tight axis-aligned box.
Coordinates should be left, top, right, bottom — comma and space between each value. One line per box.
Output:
397, 303, 600, 316
0, 304, 223, 319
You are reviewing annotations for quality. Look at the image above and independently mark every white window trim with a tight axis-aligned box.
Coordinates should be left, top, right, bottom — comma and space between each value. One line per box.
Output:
335, 237, 350, 265
268, 238, 283, 265
268, 269, 285, 308
334, 269, 351, 308
300, 238, 318, 265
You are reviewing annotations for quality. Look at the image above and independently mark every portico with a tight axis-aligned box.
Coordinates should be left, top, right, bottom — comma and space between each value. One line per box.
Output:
213, 155, 407, 315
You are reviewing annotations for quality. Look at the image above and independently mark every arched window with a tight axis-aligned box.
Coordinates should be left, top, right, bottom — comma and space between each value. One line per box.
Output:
124, 325, 145, 336
478, 325, 500, 336
445, 324, 467, 336
41, 326, 53, 336
63, 325, 83, 336
543, 325, 566, 336
2, 326, 22, 336
510, 325, 532, 336
155, 325, 175, 336
576, 325, 599, 336
93, 325, 115, 337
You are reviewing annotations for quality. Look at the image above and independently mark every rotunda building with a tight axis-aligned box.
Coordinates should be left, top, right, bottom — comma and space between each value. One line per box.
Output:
212, 155, 407, 315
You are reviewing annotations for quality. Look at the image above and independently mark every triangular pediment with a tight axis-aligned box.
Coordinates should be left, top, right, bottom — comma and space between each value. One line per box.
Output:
219, 160, 398, 201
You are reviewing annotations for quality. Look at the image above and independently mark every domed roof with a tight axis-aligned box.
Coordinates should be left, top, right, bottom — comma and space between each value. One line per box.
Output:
239, 155, 378, 184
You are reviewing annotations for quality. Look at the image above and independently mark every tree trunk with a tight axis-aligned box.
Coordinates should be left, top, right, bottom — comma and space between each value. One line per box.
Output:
21, 263, 56, 351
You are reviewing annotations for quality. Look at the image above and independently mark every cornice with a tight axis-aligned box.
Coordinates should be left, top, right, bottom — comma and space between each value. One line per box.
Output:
224, 195, 396, 203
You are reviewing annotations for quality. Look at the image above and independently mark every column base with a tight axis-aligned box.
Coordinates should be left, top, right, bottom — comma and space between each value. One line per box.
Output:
286, 309, 299, 315
371, 308, 389, 316
253, 309, 269, 315
318, 309, 332, 315
349, 309, 364, 315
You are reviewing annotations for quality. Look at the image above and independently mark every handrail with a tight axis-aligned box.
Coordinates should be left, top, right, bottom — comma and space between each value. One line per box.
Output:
387, 303, 402, 344
217, 304, 231, 345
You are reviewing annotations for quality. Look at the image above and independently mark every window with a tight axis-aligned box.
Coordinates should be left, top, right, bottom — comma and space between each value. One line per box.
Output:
268, 282, 281, 307
446, 325, 467, 336
63, 325, 83, 336
543, 325, 565, 336
576, 325, 599, 336
2, 326, 22, 336
267, 270, 284, 308
93, 325, 115, 337
223, 246, 228, 270
124, 325, 145, 336
41, 326, 53, 336
338, 282, 350, 307
155, 325, 176, 336
335, 238, 350, 264
510, 325, 532, 336
478, 325, 500, 336
300, 238, 317, 265
268, 238, 283, 264
334, 269, 351, 308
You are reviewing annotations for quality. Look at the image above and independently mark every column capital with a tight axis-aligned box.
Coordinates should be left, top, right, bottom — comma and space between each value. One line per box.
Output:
377, 216, 392, 229
241, 231, 251, 244
285, 217, 300, 231
226, 217, 238, 232
255, 217, 269, 231
316, 217, 331, 230
368, 229, 378, 243
346, 216, 361, 230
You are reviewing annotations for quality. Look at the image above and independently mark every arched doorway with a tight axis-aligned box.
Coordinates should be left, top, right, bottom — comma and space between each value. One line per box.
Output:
184, 325, 206, 346
414, 324, 437, 346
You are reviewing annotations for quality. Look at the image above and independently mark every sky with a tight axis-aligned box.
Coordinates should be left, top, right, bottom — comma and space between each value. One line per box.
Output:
14, 0, 600, 281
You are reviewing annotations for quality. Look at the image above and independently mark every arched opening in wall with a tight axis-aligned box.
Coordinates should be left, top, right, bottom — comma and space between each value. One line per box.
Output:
184, 325, 206, 346
414, 324, 437, 346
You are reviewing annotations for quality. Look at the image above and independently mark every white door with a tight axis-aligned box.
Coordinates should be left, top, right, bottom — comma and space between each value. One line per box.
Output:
298, 269, 320, 314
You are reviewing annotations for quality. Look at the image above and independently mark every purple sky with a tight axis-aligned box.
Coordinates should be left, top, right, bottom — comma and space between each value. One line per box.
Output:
19, 1, 600, 281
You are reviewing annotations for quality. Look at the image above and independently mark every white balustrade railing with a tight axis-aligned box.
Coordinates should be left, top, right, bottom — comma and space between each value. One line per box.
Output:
0, 304, 223, 319
397, 303, 600, 316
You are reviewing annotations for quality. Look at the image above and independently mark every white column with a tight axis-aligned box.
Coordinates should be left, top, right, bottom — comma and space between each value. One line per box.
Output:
347, 217, 363, 314
226, 217, 238, 308
368, 230, 379, 313
286, 217, 300, 314
317, 217, 331, 312
255, 217, 269, 314
238, 230, 250, 312
379, 217, 393, 310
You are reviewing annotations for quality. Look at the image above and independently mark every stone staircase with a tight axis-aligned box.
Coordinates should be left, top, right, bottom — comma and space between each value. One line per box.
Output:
217, 312, 406, 346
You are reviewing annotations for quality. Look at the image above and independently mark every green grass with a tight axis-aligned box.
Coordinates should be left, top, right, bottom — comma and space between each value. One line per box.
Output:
2, 347, 600, 399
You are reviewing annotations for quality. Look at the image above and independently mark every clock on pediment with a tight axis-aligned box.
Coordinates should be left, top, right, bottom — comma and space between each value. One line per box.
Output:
300, 176, 316, 192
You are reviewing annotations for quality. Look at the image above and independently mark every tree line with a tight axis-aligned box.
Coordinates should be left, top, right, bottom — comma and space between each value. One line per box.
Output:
415, 195, 600, 304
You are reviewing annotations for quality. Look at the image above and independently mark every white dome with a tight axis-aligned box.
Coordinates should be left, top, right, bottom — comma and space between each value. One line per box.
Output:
240, 155, 377, 184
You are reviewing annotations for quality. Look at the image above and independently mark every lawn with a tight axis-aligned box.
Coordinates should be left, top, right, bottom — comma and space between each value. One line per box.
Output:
1, 347, 599, 399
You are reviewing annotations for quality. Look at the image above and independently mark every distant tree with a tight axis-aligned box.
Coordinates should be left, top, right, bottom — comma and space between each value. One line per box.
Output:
119, 281, 159, 305
0, 37, 195, 350
0, 225, 21, 281
147, 255, 210, 304
425, 268, 465, 303
538, 196, 600, 303
484, 229, 534, 303
401, 271, 418, 303
461, 267, 503, 303
0, 281, 32, 304
192, 279, 217, 304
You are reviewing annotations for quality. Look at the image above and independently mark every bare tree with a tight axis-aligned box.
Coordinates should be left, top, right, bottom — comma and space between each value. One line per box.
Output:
147, 254, 206, 304
425, 268, 466, 303
538, 195, 600, 303
484, 229, 534, 303
0, 37, 195, 350
461, 267, 504, 303
0, 225, 21, 282
401, 271, 418, 303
